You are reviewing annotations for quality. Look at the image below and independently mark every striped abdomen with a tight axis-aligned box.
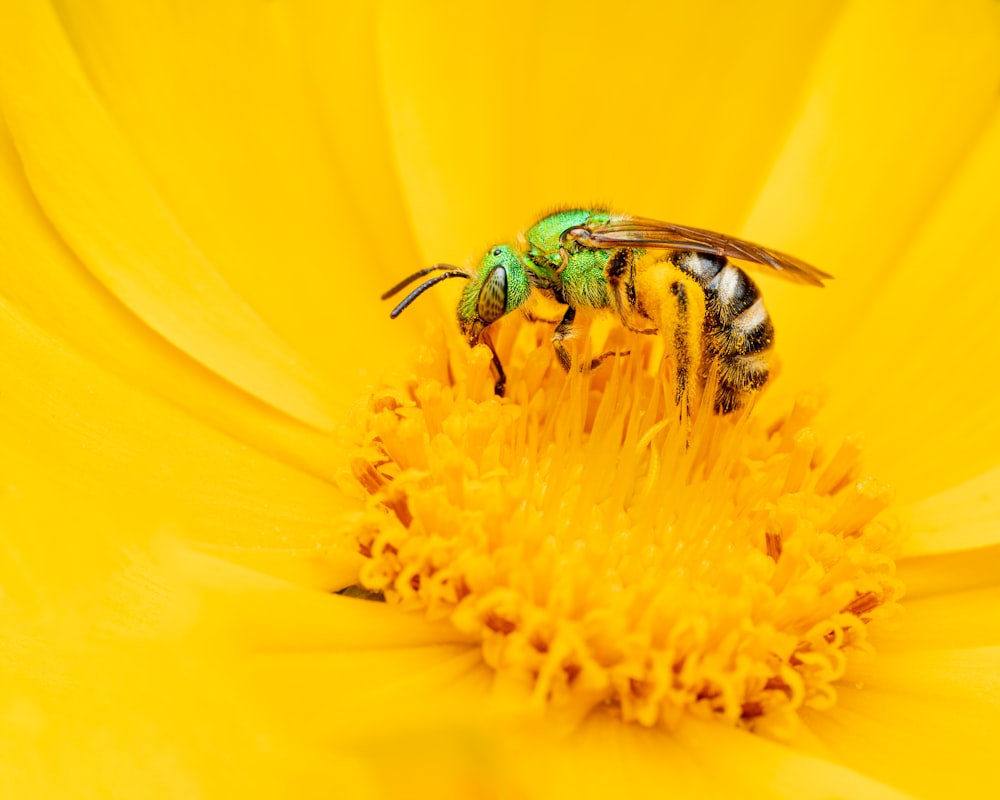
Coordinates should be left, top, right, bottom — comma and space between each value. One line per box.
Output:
671, 251, 775, 413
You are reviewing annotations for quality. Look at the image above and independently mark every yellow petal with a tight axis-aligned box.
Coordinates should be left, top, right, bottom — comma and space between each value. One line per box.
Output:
746, 0, 1000, 383
51, 0, 425, 387
0, 3, 337, 427
509, 714, 913, 799
802, 678, 1000, 800
248, 647, 487, 740
678, 716, 915, 800
902, 465, 1000, 556
0, 565, 371, 799
820, 103, 1000, 502
874, 585, 1000, 652
517, 714, 725, 799
0, 294, 356, 591
897, 545, 1000, 601
380, 1, 844, 266
891, 465, 1000, 598
178, 550, 474, 650
842, 646, 1000, 715
0, 120, 354, 483
246, 643, 920, 800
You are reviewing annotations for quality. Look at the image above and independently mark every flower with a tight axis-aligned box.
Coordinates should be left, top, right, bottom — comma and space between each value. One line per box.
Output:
2, 1, 1000, 798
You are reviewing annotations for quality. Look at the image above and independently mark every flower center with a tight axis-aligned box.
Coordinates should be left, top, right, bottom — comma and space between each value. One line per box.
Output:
345, 320, 903, 735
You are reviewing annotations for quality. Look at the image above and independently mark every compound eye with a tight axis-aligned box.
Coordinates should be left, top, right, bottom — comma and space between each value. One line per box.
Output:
477, 265, 507, 324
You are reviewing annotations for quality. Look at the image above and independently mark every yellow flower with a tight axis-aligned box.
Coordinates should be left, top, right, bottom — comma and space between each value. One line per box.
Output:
2, 1, 1000, 798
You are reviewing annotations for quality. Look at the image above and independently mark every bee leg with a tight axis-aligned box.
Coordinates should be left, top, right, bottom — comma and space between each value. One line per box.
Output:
670, 281, 691, 415
480, 329, 507, 396
552, 306, 576, 372
610, 282, 657, 335
588, 350, 630, 370
624, 319, 658, 335
607, 250, 658, 335
553, 306, 634, 374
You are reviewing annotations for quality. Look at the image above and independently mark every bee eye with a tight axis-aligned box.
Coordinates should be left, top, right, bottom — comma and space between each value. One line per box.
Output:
477, 266, 507, 324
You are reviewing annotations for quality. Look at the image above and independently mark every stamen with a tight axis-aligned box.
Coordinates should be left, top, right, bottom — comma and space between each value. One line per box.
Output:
343, 321, 903, 735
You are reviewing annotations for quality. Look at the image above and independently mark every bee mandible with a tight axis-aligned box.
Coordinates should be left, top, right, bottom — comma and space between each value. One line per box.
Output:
382, 208, 830, 412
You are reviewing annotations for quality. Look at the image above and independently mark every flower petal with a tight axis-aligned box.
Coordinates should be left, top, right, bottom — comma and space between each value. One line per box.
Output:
842, 646, 1000, 715
50, 0, 426, 387
379, 1, 844, 264
678, 717, 915, 800
812, 101, 1000, 503
0, 3, 339, 428
886, 465, 1000, 598
873, 585, 1000, 652
507, 713, 915, 799
177, 550, 475, 650
897, 545, 1000, 601
745, 0, 1000, 379
0, 118, 357, 479
247, 647, 488, 740
0, 557, 370, 799
902, 465, 1000, 556
520, 714, 726, 799
0, 292, 356, 588
244, 648, 920, 800
802, 672, 1000, 800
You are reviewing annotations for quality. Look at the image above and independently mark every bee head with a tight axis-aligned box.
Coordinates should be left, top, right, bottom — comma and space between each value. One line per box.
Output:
457, 245, 530, 345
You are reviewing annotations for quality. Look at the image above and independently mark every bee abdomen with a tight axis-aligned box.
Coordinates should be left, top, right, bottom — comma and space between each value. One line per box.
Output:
725, 297, 775, 354
702, 263, 774, 412
712, 350, 770, 413
668, 251, 776, 412
706, 263, 759, 323
671, 251, 726, 285
717, 351, 770, 389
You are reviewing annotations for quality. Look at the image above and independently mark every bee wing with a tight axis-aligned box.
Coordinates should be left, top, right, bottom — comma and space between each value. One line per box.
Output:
575, 217, 831, 287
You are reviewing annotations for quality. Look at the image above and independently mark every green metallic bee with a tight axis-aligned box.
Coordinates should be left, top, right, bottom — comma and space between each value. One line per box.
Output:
382, 208, 829, 412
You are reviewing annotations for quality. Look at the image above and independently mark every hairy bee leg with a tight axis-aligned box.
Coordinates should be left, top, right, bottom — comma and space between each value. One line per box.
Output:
670, 281, 691, 416
607, 249, 658, 335
553, 305, 635, 374
552, 306, 576, 372
624, 320, 658, 335
624, 251, 658, 334
479, 329, 507, 397
588, 350, 630, 370
610, 279, 657, 334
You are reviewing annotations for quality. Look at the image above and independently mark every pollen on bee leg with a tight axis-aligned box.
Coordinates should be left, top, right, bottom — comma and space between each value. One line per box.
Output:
340, 320, 904, 736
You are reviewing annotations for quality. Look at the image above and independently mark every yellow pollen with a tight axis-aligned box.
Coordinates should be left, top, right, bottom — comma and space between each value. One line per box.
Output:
343, 320, 903, 736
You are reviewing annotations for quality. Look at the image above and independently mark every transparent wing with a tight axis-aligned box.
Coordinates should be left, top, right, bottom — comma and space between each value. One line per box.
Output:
569, 217, 831, 287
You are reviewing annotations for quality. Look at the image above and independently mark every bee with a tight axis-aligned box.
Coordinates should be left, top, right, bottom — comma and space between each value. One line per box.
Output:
382, 208, 829, 412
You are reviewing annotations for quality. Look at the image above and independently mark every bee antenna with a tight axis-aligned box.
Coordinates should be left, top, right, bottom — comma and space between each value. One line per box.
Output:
389, 271, 470, 318
381, 264, 466, 300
